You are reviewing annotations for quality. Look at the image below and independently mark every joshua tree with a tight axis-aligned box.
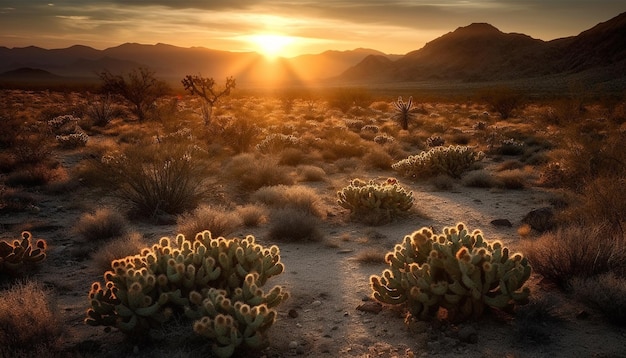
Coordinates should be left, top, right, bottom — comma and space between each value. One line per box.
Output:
98, 67, 169, 122
393, 96, 416, 130
182, 75, 236, 126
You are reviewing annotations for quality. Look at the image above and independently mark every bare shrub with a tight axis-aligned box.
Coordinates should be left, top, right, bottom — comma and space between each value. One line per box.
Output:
235, 204, 268, 227
354, 247, 386, 264
495, 169, 527, 190
572, 273, 626, 325
91, 232, 145, 271
267, 209, 323, 242
72, 207, 128, 243
363, 146, 393, 170
176, 205, 243, 240
0, 281, 63, 356
521, 225, 626, 288
430, 174, 455, 191
278, 147, 307, 166
462, 170, 499, 188
251, 185, 326, 218
226, 153, 294, 191
297, 165, 327, 182
96, 142, 210, 217
479, 87, 525, 119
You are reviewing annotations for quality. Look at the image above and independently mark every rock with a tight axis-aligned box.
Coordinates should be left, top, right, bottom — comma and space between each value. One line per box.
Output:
289, 341, 299, 349
490, 218, 512, 227
521, 207, 555, 232
288, 309, 299, 318
458, 326, 478, 344
311, 300, 322, 307
356, 301, 382, 314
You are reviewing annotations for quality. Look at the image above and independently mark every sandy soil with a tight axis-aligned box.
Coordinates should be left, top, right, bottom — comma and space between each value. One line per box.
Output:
3, 142, 626, 358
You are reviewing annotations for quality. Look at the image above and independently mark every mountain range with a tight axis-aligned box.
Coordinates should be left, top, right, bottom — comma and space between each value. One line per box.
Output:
1, 11, 625, 89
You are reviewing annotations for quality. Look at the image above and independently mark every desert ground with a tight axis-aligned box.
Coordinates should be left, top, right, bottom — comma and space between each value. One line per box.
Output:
1, 86, 626, 358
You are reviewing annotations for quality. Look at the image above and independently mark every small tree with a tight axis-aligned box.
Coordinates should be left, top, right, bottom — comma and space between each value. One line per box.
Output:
99, 67, 169, 122
393, 96, 417, 130
182, 75, 236, 126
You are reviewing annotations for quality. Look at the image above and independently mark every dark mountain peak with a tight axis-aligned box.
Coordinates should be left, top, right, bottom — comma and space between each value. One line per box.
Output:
453, 23, 502, 36
0, 67, 60, 79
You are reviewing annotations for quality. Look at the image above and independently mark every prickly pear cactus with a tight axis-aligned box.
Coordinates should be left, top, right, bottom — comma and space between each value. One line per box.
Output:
392, 145, 484, 179
86, 231, 288, 357
0, 231, 47, 275
370, 223, 531, 323
337, 178, 413, 225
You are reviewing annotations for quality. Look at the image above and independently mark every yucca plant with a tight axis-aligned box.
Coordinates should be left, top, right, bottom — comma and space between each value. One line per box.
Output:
394, 96, 416, 130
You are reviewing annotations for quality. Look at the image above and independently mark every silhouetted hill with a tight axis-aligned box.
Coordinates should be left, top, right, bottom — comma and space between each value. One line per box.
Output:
339, 11, 626, 86
0, 67, 61, 80
0, 43, 388, 85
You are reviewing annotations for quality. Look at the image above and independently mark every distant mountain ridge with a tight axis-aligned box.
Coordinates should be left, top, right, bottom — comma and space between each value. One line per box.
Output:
339, 11, 626, 85
1, 11, 625, 88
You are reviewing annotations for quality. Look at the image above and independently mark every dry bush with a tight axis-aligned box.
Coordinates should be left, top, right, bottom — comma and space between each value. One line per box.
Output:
430, 174, 455, 191
251, 185, 326, 218
176, 205, 243, 240
495, 169, 527, 190
96, 142, 210, 217
363, 146, 393, 170
235, 204, 268, 227
297, 165, 327, 182
0, 281, 63, 357
226, 153, 294, 191
521, 224, 626, 288
278, 147, 307, 166
354, 247, 386, 264
72, 207, 128, 243
0, 186, 38, 213
571, 273, 626, 325
267, 209, 323, 242
5, 163, 61, 188
91, 232, 146, 271
462, 170, 499, 188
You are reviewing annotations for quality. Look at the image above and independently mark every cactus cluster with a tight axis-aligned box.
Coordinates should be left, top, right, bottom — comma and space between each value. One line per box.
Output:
0, 231, 47, 274
370, 223, 531, 323
86, 231, 288, 358
48, 114, 88, 148
337, 178, 413, 225
256, 133, 300, 154
392, 145, 484, 179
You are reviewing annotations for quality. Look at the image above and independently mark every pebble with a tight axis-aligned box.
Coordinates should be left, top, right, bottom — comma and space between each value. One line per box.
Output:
311, 300, 322, 307
289, 341, 299, 349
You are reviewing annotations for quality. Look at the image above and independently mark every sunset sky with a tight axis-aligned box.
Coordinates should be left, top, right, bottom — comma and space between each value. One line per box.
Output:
0, 1, 623, 57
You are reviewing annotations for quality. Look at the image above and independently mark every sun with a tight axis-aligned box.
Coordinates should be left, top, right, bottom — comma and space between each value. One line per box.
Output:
248, 34, 295, 59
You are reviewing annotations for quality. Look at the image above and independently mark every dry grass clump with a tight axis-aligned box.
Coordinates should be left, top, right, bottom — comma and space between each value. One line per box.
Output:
235, 204, 269, 227
278, 147, 308, 166
251, 185, 326, 218
176, 205, 243, 240
571, 273, 626, 325
0, 281, 63, 357
226, 153, 294, 191
91, 232, 146, 271
363, 146, 393, 170
0, 186, 38, 213
267, 209, 323, 242
495, 169, 527, 190
462, 170, 499, 188
521, 224, 626, 288
297, 165, 327, 182
72, 207, 128, 243
430, 174, 455, 191
354, 247, 386, 264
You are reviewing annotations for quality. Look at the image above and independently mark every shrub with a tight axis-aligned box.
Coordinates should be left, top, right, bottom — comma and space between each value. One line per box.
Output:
426, 135, 445, 147
86, 232, 288, 357
495, 170, 527, 190
371, 223, 531, 323
91, 232, 146, 272
393, 96, 417, 130
176, 205, 243, 240
235, 204, 268, 227
55, 130, 89, 149
0, 231, 47, 276
226, 154, 294, 191
521, 225, 626, 288
363, 147, 393, 170
479, 87, 525, 119
251, 185, 325, 218
0, 281, 62, 356
297, 165, 327, 182
392, 145, 484, 179
72, 207, 129, 243
572, 273, 626, 325
96, 142, 209, 217
86, 94, 119, 127
266, 209, 323, 242
337, 178, 413, 226
462, 170, 499, 188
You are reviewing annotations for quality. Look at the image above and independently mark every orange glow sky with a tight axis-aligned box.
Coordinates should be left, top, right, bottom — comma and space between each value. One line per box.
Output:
0, 1, 623, 56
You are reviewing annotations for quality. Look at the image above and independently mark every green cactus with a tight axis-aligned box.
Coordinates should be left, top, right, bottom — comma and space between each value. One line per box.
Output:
86, 231, 288, 357
0, 231, 47, 275
371, 223, 531, 323
337, 178, 413, 225
392, 145, 484, 179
